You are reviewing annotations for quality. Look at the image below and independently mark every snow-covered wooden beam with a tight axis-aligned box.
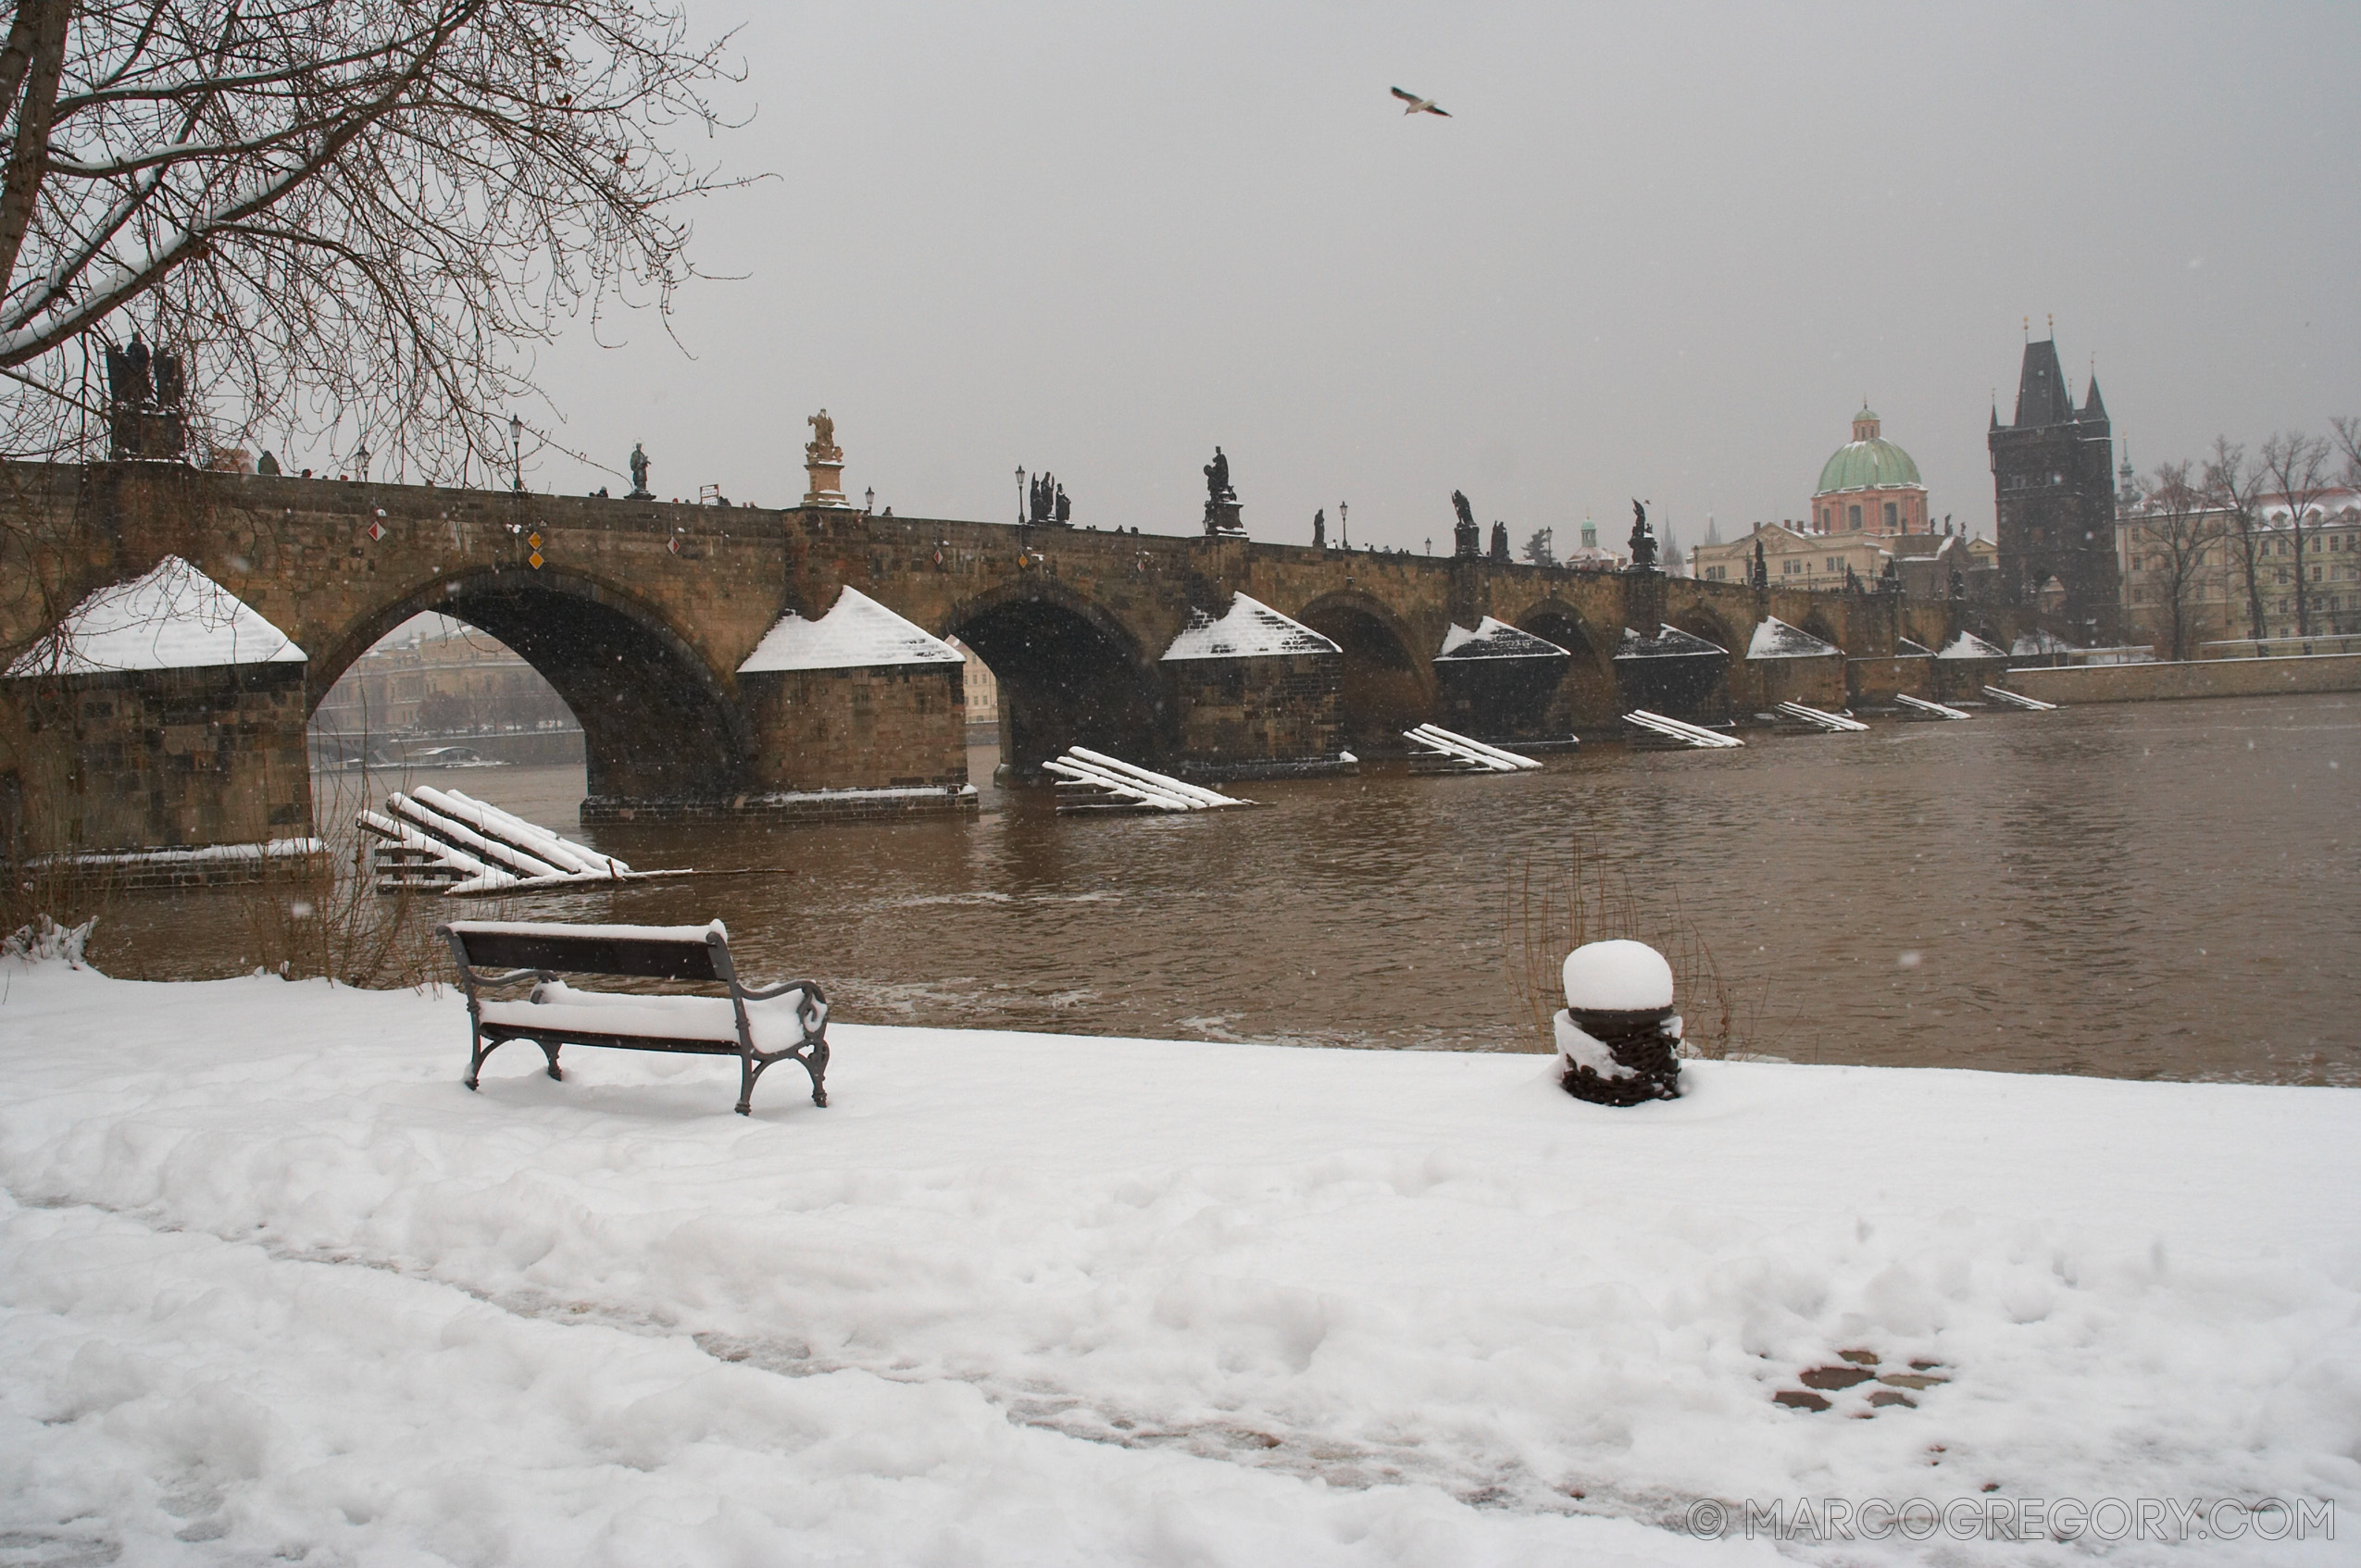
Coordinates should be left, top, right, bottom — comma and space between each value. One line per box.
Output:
1404, 724, 1543, 772
1774, 701, 1868, 733
1048, 748, 1253, 814
1621, 710, 1745, 749
357, 789, 668, 895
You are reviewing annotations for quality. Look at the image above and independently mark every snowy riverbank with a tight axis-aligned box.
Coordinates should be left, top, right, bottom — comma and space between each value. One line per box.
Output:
3, 962, 2356, 1565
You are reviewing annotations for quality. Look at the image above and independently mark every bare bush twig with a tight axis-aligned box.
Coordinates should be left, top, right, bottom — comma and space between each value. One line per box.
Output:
1503, 839, 1768, 1061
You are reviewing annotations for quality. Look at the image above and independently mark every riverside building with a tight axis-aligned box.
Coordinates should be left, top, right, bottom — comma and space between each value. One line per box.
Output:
2116, 481, 2361, 648
1692, 407, 1989, 589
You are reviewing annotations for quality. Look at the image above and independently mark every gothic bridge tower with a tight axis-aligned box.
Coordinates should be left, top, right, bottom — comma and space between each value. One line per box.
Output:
1989, 332, 2120, 641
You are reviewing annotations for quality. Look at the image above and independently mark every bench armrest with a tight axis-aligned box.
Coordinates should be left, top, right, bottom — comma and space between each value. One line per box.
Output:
467, 966, 548, 987
738, 978, 825, 1004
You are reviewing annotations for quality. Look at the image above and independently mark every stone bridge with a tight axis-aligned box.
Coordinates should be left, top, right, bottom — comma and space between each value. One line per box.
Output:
1, 462, 2020, 856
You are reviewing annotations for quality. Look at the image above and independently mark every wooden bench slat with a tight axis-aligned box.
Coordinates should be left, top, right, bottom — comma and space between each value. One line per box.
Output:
478, 1024, 746, 1058
450, 929, 722, 981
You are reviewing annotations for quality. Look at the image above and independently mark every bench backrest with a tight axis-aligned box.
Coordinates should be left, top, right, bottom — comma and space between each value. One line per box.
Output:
441, 922, 729, 983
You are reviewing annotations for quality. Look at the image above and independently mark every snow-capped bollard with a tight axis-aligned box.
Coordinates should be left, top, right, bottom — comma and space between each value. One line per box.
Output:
1555, 940, 1682, 1105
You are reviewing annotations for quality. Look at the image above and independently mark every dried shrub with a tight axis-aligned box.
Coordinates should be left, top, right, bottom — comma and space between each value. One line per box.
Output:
231, 766, 468, 990
1503, 840, 1768, 1061
0, 786, 129, 966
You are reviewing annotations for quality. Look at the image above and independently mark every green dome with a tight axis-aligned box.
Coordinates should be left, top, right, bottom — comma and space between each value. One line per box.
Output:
1815, 436, 1923, 494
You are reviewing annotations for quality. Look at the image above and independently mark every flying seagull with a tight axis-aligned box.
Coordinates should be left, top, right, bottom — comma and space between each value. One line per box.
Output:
1390, 86, 1450, 118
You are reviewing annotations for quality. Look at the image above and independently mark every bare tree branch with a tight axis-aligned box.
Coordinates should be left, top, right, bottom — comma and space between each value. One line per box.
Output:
2130, 460, 2226, 661
0, 0, 756, 477
2258, 430, 2332, 638
0, 0, 71, 298
2204, 438, 2267, 642
2332, 416, 2361, 489
0, 6, 51, 131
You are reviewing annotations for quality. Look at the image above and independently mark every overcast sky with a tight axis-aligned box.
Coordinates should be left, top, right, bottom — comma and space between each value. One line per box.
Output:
511, 1, 2358, 554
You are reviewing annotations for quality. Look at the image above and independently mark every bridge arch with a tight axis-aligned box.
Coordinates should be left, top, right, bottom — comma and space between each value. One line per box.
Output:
311, 565, 756, 803
1662, 604, 1738, 722
1515, 597, 1620, 729
936, 574, 1162, 777
1293, 590, 1432, 754
1669, 604, 1739, 654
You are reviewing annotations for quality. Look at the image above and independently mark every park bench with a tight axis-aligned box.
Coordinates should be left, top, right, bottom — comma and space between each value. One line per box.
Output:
438, 919, 829, 1115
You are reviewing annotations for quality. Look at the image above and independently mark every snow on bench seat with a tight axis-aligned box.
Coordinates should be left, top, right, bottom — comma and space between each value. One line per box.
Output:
479, 981, 825, 1055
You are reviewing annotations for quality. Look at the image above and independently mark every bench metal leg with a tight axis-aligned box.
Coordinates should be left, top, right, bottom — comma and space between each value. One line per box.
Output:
735, 1043, 829, 1115
467, 1033, 560, 1089
465, 1029, 496, 1090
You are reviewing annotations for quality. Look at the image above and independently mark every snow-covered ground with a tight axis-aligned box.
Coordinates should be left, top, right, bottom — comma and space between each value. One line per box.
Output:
3, 960, 2355, 1565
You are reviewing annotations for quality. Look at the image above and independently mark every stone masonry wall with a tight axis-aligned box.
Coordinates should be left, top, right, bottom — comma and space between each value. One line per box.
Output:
1751, 655, 1847, 710
1847, 655, 1936, 704
1168, 653, 1343, 769
2004, 653, 2361, 705
2, 662, 312, 856
739, 664, 968, 794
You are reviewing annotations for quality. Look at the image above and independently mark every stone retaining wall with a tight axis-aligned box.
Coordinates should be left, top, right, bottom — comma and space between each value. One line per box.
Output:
2002, 653, 2361, 704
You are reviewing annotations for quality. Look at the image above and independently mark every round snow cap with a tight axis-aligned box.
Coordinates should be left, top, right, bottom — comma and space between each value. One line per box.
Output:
1561, 939, 1674, 1013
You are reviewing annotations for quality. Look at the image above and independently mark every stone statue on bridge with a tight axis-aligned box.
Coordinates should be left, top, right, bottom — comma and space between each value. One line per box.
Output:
103, 330, 187, 460
1489, 519, 1509, 562
152, 350, 185, 410
628, 442, 653, 498
1750, 540, 1768, 590
1027, 472, 1074, 526
802, 412, 852, 508
1202, 446, 1245, 535
1452, 491, 1480, 558
806, 409, 841, 462
1313, 507, 1325, 548
1205, 447, 1233, 504
1627, 499, 1658, 572
106, 332, 154, 406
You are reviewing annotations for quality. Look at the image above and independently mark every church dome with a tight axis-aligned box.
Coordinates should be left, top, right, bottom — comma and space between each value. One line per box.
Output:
1815, 406, 1923, 495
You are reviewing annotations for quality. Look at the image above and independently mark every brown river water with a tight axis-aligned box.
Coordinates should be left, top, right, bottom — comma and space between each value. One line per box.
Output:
87, 692, 2358, 1085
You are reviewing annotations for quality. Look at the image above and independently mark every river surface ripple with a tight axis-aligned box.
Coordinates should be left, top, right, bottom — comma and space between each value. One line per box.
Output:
94, 692, 2359, 1086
